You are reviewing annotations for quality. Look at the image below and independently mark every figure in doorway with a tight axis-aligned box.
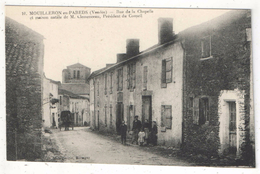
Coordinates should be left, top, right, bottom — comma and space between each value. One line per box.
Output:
150, 121, 158, 146
143, 119, 150, 145
131, 115, 142, 145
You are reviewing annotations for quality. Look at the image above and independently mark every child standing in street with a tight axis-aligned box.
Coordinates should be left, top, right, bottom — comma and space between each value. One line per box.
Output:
138, 129, 145, 146
120, 120, 127, 145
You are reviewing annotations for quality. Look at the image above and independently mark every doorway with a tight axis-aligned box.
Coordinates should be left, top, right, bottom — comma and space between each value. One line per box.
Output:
228, 101, 237, 154
142, 96, 152, 127
127, 105, 135, 130
116, 102, 124, 134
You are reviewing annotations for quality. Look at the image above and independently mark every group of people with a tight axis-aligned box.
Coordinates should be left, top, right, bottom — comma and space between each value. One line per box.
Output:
120, 115, 158, 146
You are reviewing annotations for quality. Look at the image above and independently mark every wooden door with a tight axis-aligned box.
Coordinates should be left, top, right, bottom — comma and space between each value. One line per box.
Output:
142, 96, 152, 126
229, 102, 237, 153
76, 113, 78, 126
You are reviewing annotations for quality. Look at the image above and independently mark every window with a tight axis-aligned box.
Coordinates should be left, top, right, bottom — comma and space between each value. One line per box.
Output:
104, 73, 107, 95
127, 63, 136, 90
97, 81, 99, 96
201, 36, 212, 58
143, 66, 148, 90
199, 98, 209, 125
188, 97, 193, 115
161, 57, 173, 88
60, 96, 62, 105
72, 102, 74, 112
77, 70, 80, 79
117, 68, 123, 91
189, 97, 193, 108
161, 105, 172, 129
110, 72, 113, 94
193, 97, 209, 125
73, 70, 76, 79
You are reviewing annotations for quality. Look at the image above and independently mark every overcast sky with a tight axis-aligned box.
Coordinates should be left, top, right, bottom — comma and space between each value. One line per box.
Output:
6, 6, 230, 82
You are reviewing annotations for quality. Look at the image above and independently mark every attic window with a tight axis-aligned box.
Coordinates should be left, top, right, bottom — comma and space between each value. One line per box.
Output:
201, 36, 213, 60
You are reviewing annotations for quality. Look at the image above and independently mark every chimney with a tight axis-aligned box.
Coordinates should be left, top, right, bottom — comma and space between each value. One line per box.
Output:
117, 53, 126, 63
126, 39, 139, 58
158, 18, 174, 44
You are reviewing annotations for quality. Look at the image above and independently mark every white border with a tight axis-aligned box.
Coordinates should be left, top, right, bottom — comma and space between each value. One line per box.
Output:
1, 1, 259, 174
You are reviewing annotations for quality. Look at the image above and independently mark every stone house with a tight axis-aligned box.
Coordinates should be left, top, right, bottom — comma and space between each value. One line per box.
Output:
42, 75, 60, 128
89, 18, 184, 147
58, 88, 90, 126
180, 10, 253, 160
88, 10, 253, 161
6, 17, 44, 160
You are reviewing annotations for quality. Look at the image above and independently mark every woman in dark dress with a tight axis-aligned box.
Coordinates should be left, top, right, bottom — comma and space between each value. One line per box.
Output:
150, 121, 158, 146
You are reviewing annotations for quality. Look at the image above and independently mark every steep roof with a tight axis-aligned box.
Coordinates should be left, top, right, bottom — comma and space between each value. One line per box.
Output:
88, 38, 178, 78
60, 83, 89, 95
44, 73, 61, 85
67, 63, 91, 69
58, 88, 88, 100
5, 17, 44, 77
87, 66, 109, 81
87, 10, 250, 80
178, 10, 250, 37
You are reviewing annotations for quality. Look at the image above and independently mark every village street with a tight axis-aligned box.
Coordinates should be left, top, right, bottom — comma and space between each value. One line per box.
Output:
48, 127, 193, 166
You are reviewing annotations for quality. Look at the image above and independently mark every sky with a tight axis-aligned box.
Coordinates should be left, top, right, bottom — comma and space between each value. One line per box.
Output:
5, 6, 231, 82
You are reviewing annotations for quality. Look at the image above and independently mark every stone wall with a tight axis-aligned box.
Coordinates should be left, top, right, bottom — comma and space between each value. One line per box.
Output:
6, 17, 44, 161
181, 10, 252, 159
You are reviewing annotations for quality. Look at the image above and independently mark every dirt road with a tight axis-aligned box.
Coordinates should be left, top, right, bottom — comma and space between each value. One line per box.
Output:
51, 127, 192, 166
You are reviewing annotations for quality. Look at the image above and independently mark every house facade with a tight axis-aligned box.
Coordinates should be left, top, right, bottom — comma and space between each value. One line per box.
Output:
6, 17, 44, 160
42, 75, 60, 128
58, 88, 90, 126
89, 18, 184, 147
88, 10, 253, 161
180, 10, 253, 160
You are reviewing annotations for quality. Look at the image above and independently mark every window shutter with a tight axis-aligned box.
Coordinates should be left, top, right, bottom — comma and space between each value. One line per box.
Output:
165, 105, 172, 129
166, 57, 172, 83
161, 59, 167, 88
207, 96, 213, 123
120, 68, 123, 91
105, 105, 107, 126
132, 63, 136, 89
117, 69, 119, 91
104, 74, 107, 95
143, 66, 148, 90
110, 104, 112, 126
193, 98, 200, 125
110, 72, 113, 94
201, 40, 205, 58
161, 105, 165, 127
127, 106, 130, 130
127, 65, 130, 89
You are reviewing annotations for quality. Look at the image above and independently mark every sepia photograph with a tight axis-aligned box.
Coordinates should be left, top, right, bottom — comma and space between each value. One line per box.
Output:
4, 5, 255, 169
